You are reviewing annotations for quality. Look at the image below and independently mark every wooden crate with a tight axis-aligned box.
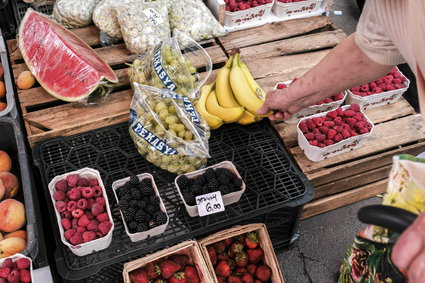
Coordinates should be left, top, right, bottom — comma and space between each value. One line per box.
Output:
198, 223, 285, 283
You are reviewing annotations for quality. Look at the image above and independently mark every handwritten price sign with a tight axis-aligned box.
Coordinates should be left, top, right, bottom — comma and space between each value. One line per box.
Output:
196, 191, 225, 217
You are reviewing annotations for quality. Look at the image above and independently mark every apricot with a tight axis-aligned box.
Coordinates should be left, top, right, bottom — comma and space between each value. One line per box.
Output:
4, 230, 27, 241
0, 150, 12, 172
0, 81, 5, 99
0, 232, 2, 241
0, 199, 26, 232
0, 64, 3, 78
17, 71, 35, 90
0, 102, 6, 111
0, 172, 19, 199
0, 237, 26, 258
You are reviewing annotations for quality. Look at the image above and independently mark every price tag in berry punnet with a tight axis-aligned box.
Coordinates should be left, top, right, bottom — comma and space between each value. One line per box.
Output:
196, 191, 225, 217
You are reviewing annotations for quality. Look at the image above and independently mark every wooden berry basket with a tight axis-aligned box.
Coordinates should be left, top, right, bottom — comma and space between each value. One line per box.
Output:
122, 241, 214, 283
198, 223, 285, 283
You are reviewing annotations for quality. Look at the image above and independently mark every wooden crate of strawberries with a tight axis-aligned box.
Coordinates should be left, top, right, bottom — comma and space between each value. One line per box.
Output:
199, 223, 284, 283
122, 241, 214, 283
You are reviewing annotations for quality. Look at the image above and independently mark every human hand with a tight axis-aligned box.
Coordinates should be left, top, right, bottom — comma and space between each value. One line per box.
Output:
392, 211, 425, 282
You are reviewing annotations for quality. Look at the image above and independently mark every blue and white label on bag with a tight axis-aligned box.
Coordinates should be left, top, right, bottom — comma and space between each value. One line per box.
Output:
196, 191, 225, 217
153, 47, 177, 91
131, 122, 178, 156
143, 8, 163, 26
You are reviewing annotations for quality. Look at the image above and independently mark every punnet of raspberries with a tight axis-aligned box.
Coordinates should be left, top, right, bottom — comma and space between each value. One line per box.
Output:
128, 253, 201, 283
116, 176, 167, 234
299, 104, 373, 148
206, 231, 273, 282
277, 0, 307, 3
0, 257, 32, 283
53, 174, 112, 245
225, 0, 273, 12
350, 67, 407, 97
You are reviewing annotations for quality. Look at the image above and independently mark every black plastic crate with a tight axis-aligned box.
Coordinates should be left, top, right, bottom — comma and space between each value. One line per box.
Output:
0, 0, 17, 39
33, 119, 313, 282
0, 117, 39, 259
11, 0, 53, 31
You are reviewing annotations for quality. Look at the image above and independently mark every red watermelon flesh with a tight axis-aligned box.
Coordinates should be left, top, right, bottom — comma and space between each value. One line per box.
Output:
18, 9, 118, 102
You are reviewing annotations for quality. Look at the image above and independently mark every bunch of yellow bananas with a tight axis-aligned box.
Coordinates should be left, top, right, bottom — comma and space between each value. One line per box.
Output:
195, 53, 271, 129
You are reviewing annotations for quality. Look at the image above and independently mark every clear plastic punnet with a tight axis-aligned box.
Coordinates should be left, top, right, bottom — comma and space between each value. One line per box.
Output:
129, 84, 210, 175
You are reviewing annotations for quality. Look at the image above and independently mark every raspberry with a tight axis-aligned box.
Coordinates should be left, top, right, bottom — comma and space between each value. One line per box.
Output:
346, 119, 356, 128
334, 117, 342, 125
93, 186, 103, 197
82, 187, 94, 198
323, 121, 334, 127
66, 174, 80, 188
366, 123, 372, 130
77, 198, 89, 210
64, 228, 76, 240
72, 218, 78, 229
307, 120, 316, 130
0, 268, 10, 279
361, 84, 369, 91
333, 133, 343, 143
375, 79, 383, 84
85, 211, 95, 220
88, 198, 95, 208
87, 220, 100, 231
393, 78, 401, 84
77, 226, 86, 233
304, 133, 314, 140
88, 178, 99, 187
61, 218, 71, 230
82, 231, 96, 243
252, 1, 259, 7
53, 191, 66, 201
244, 3, 251, 9
386, 75, 394, 81
67, 201, 77, 212
400, 77, 407, 83
70, 232, 82, 245
55, 201, 67, 213
324, 140, 334, 146
16, 258, 31, 270
384, 79, 392, 85
386, 85, 396, 91
78, 215, 90, 227
309, 140, 318, 146
333, 126, 342, 133
77, 178, 89, 187
95, 197, 106, 206
326, 110, 337, 118
349, 104, 360, 112
334, 93, 344, 100
1, 258, 13, 269
355, 121, 365, 130
96, 213, 109, 222
19, 269, 31, 283
360, 128, 369, 134
312, 128, 320, 135
369, 82, 377, 89
327, 129, 336, 140
99, 221, 112, 236
318, 126, 329, 134
299, 121, 308, 133
312, 117, 324, 127
342, 129, 351, 139
351, 86, 361, 92
72, 208, 84, 218
67, 188, 81, 200
238, 2, 245, 9
318, 143, 326, 148
343, 110, 356, 117
55, 179, 68, 192
95, 231, 103, 238
351, 131, 358, 137
276, 83, 286, 89
91, 203, 104, 216
315, 134, 326, 142
323, 98, 333, 104
6, 269, 19, 283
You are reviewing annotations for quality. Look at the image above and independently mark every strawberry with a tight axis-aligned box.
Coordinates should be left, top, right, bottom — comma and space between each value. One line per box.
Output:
234, 234, 246, 245
159, 260, 181, 279
217, 253, 229, 261
235, 267, 247, 274
230, 241, 244, 255
247, 248, 264, 264
129, 268, 149, 283
247, 264, 257, 275
184, 265, 200, 283
169, 272, 186, 283
215, 260, 231, 277
224, 237, 234, 247
213, 241, 226, 253
146, 262, 160, 279
255, 265, 272, 282
228, 274, 243, 283
235, 252, 248, 267
153, 279, 167, 283
216, 276, 226, 283
207, 246, 217, 266
241, 273, 254, 283
171, 254, 190, 269
254, 280, 262, 283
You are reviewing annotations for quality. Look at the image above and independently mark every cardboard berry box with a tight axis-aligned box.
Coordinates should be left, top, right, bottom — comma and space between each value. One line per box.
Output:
122, 241, 214, 283
297, 105, 374, 162
111, 173, 169, 243
272, 0, 324, 19
0, 254, 33, 283
274, 80, 347, 124
198, 223, 285, 283
174, 161, 246, 217
222, 0, 274, 28
47, 168, 114, 257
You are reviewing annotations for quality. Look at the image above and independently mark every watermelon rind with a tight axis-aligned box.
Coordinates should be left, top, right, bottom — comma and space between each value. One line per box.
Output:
18, 9, 119, 102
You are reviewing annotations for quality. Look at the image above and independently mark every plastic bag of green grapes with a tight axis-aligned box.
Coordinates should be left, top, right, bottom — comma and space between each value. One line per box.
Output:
128, 34, 212, 100
129, 83, 210, 174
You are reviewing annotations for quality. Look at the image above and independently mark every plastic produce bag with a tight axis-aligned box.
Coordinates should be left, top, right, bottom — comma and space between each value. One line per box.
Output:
128, 34, 212, 99
52, 0, 101, 28
168, 0, 227, 43
338, 154, 425, 283
92, 0, 123, 40
129, 84, 210, 174
115, 0, 171, 54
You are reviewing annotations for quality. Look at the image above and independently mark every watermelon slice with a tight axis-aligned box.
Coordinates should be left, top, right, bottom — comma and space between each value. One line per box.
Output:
18, 9, 118, 102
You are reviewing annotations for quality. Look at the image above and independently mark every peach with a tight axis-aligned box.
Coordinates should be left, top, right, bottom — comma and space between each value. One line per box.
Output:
0, 232, 2, 241
0, 172, 19, 199
17, 71, 35, 90
0, 199, 26, 233
0, 237, 26, 258
0, 81, 5, 99
0, 102, 6, 111
0, 150, 12, 172
4, 230, 27, 241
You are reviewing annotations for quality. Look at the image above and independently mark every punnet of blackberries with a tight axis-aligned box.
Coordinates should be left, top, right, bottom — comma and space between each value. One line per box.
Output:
117, 176, 167, 233
177, 167, 243, 206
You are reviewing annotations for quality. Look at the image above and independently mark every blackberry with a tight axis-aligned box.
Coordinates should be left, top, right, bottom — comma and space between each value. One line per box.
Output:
118, 184, 130, 197
191, 185, 203, 196
207, 179, 219, 191
193, 175, 206, 186
134, 210, 148, 223
204, 168, 216, 181
119, 202, 129, 212
201, 186, 210, 195
149, 195, 160, 207
129, 176, 140, 187
183, 191, 195, 205
232, 178, 243, 190
128, 221, 138, 232
131, 189, 142, 200
139, 183, 152, 196
137, 222, 149, 232
217, 175, 230, 185
121, 193, 132, 201
123, 207, 136, 221
153, 211, 167, 225
129, 199, 139, 208
215, 168, 231, 177
140, 178, 152, 189
218, 185, 230, 195
177, 175, 193, 190
144, 212, 153, 222
138, 199, 148, 208
146, 204, 156, 215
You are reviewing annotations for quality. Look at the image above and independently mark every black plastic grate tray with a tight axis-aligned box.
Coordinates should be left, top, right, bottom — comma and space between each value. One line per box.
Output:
33, 119, 313, 281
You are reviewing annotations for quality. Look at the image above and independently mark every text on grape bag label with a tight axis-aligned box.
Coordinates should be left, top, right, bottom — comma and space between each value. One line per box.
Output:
143, 8, 164, 26
196, 191, 225, 217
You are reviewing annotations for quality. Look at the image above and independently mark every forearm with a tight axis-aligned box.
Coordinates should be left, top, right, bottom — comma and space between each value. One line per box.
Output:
288, 33, 394, 107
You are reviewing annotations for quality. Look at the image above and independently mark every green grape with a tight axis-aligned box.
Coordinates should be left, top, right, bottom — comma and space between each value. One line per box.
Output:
168, 123, 178, 131
154, 101, 167, 113
158, 108, 169, 120
175, 124, 185, 132
178, 130, 185, 138
188, 66, 197, 74
154, 125, 165, 136
167, 164, 179, 173
168, 105, 176, 114
165, 115, 179, 125
168, 129, 177, 137
190, 75, 197, 84
184, 131, 193, 141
